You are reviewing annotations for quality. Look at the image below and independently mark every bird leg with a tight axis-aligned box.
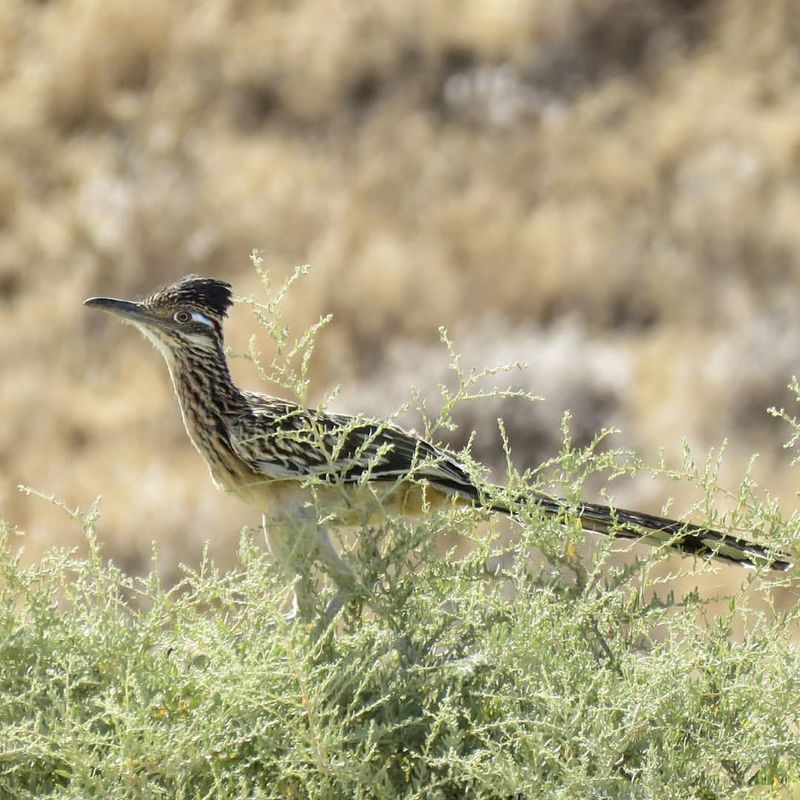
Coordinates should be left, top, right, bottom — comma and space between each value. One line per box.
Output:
262, 511, 362, 629
261, 514, 316, 621
313, 525, 363, 634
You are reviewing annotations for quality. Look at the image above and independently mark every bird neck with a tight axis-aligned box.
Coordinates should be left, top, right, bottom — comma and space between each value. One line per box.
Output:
164, 341, 249, 479
167, 340, 248, 418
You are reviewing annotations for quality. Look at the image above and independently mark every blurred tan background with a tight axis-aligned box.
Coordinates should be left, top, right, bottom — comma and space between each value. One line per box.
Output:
2, 0, 800, 587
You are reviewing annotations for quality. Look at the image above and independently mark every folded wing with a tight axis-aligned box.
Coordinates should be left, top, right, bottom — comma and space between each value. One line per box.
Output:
229, 394, 481, 498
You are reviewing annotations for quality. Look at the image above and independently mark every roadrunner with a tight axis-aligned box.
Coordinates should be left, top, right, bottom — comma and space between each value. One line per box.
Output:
85, 276, 792, 616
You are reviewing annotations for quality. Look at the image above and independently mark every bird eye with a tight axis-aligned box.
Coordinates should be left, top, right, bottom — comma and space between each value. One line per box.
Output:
173, 310, 192, 323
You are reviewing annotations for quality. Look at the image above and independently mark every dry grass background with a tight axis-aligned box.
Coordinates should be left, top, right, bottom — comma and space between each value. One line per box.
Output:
2, 0, 800, 595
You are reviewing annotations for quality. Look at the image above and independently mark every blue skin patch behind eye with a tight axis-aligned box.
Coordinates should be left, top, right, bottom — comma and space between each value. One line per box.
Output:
191, 312, 213, 326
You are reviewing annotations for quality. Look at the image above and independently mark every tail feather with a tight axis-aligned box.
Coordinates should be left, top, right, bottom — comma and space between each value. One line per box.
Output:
488, 491, 793, 572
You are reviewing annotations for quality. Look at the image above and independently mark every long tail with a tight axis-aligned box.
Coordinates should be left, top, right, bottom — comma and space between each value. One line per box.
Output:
487, 491, 793, 572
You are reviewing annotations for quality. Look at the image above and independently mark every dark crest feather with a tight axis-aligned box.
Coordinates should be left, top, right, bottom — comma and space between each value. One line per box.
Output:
150, 275, 234, 318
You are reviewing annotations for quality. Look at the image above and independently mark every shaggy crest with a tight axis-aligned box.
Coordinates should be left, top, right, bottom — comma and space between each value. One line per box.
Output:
145, 275, 233, 318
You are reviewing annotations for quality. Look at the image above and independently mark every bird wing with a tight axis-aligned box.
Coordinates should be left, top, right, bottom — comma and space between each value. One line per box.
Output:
228, 394, 480, 498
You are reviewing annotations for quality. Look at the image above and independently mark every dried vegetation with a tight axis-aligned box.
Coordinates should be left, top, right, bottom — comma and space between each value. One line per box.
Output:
2, 0, 800, 591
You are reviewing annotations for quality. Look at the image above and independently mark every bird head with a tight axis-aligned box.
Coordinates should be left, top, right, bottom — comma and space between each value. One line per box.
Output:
84, 275, 233, 360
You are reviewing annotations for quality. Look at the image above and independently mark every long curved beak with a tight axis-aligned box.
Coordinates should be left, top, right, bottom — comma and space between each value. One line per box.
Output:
84, 296, 173, 332
84, 297, 144, 320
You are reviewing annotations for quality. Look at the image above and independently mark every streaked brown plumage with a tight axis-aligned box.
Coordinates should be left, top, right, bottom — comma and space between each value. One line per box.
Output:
84, 276, 793, 618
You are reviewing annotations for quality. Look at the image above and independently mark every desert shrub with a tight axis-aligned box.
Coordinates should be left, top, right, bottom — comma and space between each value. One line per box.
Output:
1, 261, 797, 798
